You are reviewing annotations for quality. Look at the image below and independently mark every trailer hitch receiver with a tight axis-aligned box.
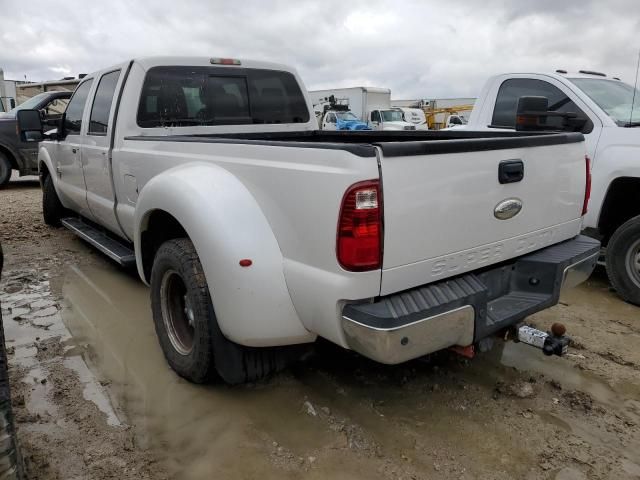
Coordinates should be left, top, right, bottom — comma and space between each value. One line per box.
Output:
516, 324, 570, 357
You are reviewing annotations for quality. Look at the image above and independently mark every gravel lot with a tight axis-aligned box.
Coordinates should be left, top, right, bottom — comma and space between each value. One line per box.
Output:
1, 175, 639, 479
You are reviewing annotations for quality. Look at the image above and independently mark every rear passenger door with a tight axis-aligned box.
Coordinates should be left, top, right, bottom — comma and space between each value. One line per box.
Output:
82, 69, 123, 235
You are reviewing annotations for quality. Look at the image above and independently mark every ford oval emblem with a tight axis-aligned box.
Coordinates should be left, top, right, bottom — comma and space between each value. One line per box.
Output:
494, 198, 523, 220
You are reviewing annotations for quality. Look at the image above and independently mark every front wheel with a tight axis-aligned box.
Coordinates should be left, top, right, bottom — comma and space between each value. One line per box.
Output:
0, 153, 11, 188
42, 175, 65, 227
606, 215, 640, 306
150, 238, 292, 384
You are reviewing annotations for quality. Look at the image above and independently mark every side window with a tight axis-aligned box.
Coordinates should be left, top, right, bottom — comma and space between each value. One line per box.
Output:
491, 78, 592, 133
64, 80, 93, 135
182, 87, 204, 117
327, 113, 336, 123
371, 110, 381, 122
137, 66, 309, 127
43, 97, 69, 116
89, 70, 121, 135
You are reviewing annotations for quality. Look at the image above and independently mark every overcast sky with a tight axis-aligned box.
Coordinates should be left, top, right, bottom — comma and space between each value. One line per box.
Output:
1, 0, 639, 99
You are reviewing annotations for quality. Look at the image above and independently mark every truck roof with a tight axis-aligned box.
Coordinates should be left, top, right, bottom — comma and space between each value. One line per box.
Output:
309, 87, 391, 94
133, 56, 295, 72
493, 71, 623, 82
88, 56, 298, 78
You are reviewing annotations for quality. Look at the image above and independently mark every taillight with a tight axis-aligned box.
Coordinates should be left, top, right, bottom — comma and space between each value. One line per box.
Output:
582, 155, 591, 216
337, 180, 382, 271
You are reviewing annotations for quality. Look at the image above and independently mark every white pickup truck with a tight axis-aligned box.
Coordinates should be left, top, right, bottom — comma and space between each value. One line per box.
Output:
464, 71, 640, 305
16, 57, 599, 384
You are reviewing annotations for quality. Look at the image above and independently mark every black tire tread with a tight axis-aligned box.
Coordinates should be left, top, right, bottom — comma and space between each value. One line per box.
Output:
151, 239, 216, 383
42, 175, 65, 227
0, 245, 25, 478
606, 214, 640, 306
150, 238, 293, 385
0, 152, 11, 188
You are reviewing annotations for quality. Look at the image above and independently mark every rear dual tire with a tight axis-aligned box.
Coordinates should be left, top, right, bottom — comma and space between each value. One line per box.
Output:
150, 239, 292, 384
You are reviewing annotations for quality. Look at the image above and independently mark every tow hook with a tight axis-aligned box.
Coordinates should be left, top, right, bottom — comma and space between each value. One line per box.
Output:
516, 323, 570, 357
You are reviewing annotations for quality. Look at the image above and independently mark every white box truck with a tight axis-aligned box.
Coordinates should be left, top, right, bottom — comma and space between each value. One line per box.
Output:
310, 87, 416, 131
0, 69, 17, 113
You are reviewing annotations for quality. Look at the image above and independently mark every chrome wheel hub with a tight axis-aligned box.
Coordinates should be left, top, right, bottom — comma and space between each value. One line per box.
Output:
160, 270, 195, 356
626, 239, 640, 288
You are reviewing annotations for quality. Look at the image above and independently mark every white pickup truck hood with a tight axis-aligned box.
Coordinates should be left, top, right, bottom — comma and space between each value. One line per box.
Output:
378, 138, 587, 294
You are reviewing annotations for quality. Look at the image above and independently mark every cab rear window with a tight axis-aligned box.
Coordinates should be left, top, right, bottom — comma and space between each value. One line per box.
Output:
137, 66, 310, 127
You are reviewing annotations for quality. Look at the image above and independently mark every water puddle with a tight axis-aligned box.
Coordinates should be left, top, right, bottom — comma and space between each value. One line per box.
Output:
0, 269, 122, 427
58, 264, 342, 478
63, 356, 120, 426
7, 260, 637, 479
495, 329, 640, 460
21, 366, 57, 418
499, 341, 628, 408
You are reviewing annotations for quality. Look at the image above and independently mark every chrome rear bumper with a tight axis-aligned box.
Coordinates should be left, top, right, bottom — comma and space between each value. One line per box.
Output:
342, 306, 474, 365
561, 251, 599, 290
341, 235, 600, 365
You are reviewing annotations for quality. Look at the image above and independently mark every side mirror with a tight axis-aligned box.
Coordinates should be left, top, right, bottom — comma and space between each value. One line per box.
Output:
565, 116, 589, 131
515, 96, 550, 131
516, 96, 588, 132
16, 109, 44, 142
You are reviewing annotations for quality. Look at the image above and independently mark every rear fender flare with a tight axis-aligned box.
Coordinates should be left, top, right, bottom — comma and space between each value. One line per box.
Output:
134, 163, 313, 347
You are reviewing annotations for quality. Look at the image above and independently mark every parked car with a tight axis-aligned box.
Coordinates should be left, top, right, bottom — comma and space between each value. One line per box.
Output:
0, 91, 71, 187
395, 107, 429, 130
17, 56, 599, 384
445, 114, 466, 128
0, 242, 24, 479
463, 70, 640, 304
317, 109, 372, 131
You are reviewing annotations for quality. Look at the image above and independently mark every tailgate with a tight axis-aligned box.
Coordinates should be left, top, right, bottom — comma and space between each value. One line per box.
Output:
378, 134, 587, 295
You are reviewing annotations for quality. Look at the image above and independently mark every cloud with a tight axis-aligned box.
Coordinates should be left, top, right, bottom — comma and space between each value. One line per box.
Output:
1, 0, 639, 99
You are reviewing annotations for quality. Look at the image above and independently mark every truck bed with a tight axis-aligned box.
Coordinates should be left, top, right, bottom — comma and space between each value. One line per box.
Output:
125, 130, 584, 157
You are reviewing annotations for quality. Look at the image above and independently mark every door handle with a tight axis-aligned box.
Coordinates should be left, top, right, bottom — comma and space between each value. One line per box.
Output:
498, 160, 524, 184
72, 148, 77, 154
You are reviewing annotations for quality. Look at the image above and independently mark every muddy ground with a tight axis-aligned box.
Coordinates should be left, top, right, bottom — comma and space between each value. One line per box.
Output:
0, 174, 639, 480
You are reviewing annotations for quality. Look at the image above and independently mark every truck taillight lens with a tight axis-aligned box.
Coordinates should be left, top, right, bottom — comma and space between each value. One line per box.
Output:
337, 180, 382, 271
582, 155, 591, 216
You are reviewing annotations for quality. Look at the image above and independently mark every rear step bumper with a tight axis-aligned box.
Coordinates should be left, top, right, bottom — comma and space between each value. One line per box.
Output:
341, 235, 600, 365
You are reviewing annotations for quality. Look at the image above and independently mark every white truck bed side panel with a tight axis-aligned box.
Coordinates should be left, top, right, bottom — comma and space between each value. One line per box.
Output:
114, 139, 382, 346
